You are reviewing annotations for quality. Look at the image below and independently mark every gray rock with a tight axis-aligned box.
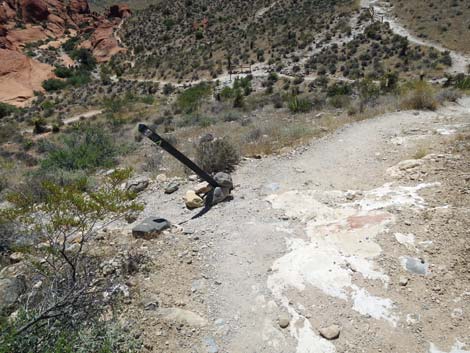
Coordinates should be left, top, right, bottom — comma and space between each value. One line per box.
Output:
401, 256, 428, 275
399, 276, 409, 286
214, 172, 233, 190
212, 187, 230, 205
126, 176, 150, 194
164, 181, 179, 194
0, 277, 26, 312
278, 313, 290, 328
132, 217, 170, 239
319, 324, 340, 340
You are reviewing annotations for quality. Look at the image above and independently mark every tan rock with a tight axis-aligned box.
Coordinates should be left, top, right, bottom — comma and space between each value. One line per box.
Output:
195, 182, 212, 195
184, 190, 204, 209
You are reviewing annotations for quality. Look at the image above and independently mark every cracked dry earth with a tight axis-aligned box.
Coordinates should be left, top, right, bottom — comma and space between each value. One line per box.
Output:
114, 97, 470, 353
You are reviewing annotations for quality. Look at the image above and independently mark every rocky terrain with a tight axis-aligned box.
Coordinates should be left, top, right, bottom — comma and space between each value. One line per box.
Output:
0, 0, 130, 106
0, 0, 469, 352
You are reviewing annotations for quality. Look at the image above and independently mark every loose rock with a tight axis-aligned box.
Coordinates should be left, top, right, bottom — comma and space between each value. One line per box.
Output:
319, 324, 341, 340
126, 176, 150, 193
184, 190, 204, 209
278, 313, 290, 328
132, 217, 170, 239
165, 181, 179, 194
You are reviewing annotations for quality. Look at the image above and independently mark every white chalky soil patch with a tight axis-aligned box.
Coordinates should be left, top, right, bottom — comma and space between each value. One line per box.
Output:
266, 182, 438, 353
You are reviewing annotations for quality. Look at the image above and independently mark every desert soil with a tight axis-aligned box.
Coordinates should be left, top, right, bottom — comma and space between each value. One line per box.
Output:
101, 96, 470, 353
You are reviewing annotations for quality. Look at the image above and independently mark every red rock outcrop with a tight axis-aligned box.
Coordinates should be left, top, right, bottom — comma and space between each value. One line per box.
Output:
0, 0, 131, 106
109, 4, 131, 18
68, 0, 89, 14
21, 0, 50, 22
87, 21, 125, 62
0, 48, 55, 107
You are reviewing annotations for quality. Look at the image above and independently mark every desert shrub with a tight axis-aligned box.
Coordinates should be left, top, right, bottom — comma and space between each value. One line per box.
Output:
70, 48, 97, 71
454, 74, 470, 90
0, 103, 19, 119
400, 81, 437, 111
42, 79, 67, 92
196, 137, 240, 173
0, 170, 141, 352
54, 65, 74, 78
436, 88, 462, 103
328, 95, 351, 109
40, 126, 118, 171
288, 96, 312, 113
177, 83, 211, 113
222, 111, 241, 122
327, 82, 352, 97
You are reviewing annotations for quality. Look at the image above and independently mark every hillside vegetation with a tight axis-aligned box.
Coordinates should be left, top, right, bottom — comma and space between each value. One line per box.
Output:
390, 0, 470, 54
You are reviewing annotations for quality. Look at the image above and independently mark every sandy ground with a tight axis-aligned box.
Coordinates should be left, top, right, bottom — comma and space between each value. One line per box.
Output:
106, 97, 470, 353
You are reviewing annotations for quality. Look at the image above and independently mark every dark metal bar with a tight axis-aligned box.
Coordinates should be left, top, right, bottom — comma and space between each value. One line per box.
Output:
138, 124, 220, 188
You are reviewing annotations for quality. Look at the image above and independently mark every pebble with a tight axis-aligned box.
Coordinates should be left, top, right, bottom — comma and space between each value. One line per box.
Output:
399, 276, 409, 286
278, 313, 290, 328
319, 325, 341, 340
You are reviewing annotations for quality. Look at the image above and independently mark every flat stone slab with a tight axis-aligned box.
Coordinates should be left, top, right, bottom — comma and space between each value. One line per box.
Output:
132, 217, 170, 239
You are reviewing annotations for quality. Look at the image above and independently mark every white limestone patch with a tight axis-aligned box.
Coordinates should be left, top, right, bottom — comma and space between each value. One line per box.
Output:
429, 341, 470, 353
355, 182, 439, 211
267, 182, 441, 351
394, 233, 415, 250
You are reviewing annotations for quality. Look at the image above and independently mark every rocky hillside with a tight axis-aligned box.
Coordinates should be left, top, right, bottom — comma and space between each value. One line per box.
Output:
389, 0, 470, 55
0, 0, 131, 106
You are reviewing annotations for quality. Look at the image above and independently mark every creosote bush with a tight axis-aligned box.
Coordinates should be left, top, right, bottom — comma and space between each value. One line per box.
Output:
196, 137, 240, 173
400, 81, 437, 111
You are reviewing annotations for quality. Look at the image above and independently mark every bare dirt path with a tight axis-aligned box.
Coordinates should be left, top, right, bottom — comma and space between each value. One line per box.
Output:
132, 98, 470, 353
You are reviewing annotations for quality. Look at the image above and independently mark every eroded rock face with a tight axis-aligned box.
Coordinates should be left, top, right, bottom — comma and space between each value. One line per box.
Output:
109, 4, 131, 18
89, 21, 126, 62
68, 0, 90, 14
0, 48, 55, 107
21, 0, 50, 22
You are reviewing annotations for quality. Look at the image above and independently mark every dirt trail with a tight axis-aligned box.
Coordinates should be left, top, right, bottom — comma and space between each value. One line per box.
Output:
132, 98, 470, 353
361, 0, 470, 74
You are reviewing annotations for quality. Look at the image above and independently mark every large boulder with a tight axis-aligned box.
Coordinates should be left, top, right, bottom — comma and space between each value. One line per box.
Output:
109, 4, 131, 18
68, 0, 90, 14
21, 0, 50, 22
0, 48, 55, 107
89, 21, 125, 62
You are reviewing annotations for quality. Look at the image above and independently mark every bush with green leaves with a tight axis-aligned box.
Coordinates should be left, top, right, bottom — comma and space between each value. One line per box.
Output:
42, 79, 67, 92
176, 83, 212, 113
0, 102, 19, 119
196, 137, 240, 173
0, 170, 142, 353
288, 95, 312, 113
40, 125, 118, 171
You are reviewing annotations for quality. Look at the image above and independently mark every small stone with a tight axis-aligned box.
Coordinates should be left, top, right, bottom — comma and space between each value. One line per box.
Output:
126, 176, 150, 194
188, 175, 198, 182
195, 182, 212, 195
156, 174, 168, 182
184, 190, 204, 209
319, 324, 340, 340
399, 276, 409, 286
9, 252, 25, 264
278, 313, 290, 328
165, 181, 179, 194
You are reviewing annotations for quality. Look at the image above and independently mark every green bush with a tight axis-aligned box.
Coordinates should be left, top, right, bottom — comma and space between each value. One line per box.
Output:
327, 82, 352, 97
70, 48, 97, 71
0, 102, 18, 119
40, 126, 118, 171
288, 96, 312, 113
177, 83, 211, 113
42, 79, 67, 92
